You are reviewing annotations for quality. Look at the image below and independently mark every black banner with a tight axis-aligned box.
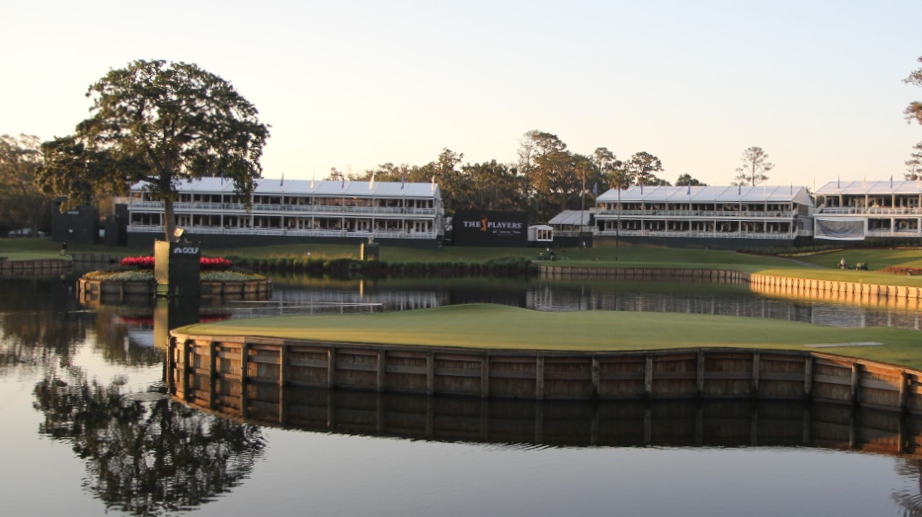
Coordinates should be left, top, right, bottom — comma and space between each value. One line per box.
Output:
452, 210, 528, 247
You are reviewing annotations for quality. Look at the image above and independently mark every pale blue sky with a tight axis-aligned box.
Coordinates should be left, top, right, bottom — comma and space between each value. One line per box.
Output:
3, 1, 921, 187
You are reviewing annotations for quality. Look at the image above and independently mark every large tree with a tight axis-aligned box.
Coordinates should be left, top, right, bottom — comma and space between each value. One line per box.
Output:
905, 57, 922, 178
37, 59, 270, 242
519, 130, 578, 221
675, 173, 707, 186
625, 151, 666, 186
906, 143, 922, 181
420, 148, 469, 211
905, 56, 922, 125
733, 146, 773, 186
0, 134, 54, 236
591, 147, 618, 196
462, 160, 523, 211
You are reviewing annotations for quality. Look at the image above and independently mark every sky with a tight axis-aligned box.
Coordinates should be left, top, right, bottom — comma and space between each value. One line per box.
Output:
3, 0, 922, 188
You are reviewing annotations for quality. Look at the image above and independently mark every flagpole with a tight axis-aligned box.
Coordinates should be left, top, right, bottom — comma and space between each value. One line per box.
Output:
580, 168, 585, 233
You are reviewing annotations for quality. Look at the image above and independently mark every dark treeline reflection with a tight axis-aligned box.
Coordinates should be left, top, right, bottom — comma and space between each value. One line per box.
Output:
33, 368, 266, 516
0, 276, 162, 371
0, 275, 88, 369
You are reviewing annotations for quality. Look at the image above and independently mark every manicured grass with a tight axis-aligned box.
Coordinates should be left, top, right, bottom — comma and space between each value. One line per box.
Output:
791, 247, 922, 270
0, 237, 140, 258
6, 237, 922, 286
209, 242, 922, 285
0, 238, 74, 261
0, 251, 71, 261
177, 304, 922, 370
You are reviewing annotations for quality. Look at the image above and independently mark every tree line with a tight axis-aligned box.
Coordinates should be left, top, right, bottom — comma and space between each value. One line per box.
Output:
332, 130, 720, 223
3, 59, 785, 240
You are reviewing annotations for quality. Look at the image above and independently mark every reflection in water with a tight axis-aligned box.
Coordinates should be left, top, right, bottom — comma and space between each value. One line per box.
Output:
894, 460, 922, 515
33, 367, 265, 516
177, 384, 922, 455
273, 275, 922, 330
3, 273, 922, 515
0, 276, 94, 369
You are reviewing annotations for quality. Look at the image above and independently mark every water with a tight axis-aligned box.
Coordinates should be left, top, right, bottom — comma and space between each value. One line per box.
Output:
2, 272, 922, 516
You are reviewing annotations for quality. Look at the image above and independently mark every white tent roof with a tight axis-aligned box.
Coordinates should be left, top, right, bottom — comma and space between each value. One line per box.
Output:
548, 210, 593, 225
815, 180, 922, 196
596, 185, 811, 205
131, 178, 441, 200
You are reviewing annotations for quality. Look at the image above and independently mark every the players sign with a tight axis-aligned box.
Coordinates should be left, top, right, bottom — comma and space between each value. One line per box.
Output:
453, 210, 528, 247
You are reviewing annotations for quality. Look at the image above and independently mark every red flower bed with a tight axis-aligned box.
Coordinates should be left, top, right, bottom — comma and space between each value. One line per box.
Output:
200, 257, 233, 271
120, 256, 233, 271
120, 256, 156, 269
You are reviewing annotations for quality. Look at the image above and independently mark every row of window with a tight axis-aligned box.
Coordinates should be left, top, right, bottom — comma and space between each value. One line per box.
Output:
130, 214, 433, 232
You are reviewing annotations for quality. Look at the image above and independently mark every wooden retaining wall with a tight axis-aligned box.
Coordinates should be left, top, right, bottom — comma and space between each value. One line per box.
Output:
166, 336, 922, 414
69, 253, 122, 265
750, 273, 922, 301
78, 277, 272, 302
750, 281, 922, 313
0, 259, 72, 276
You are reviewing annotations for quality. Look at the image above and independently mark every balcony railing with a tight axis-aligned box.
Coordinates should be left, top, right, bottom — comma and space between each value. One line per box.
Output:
129, 200, 436, 215
817, 207, 922, 215
597, 229, 797, 240
595, 209, 797, 218
866, 228, 922, 237
127, 225, 439, 240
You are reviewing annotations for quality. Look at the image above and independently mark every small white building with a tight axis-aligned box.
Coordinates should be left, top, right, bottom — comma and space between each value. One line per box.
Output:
527, 224, 553, 245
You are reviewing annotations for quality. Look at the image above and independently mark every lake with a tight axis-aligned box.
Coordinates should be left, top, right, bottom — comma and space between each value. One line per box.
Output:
2, 272, 922, 516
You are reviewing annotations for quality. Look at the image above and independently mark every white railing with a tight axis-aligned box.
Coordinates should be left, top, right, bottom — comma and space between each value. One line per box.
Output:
818, 207, 922, 215
127, 225, 438, 240
127, 224, 163, 233
598, 229, 797, 240
596, 209, 797, 218
131, 201, 165, 209
131, 199, 437, 216
866, 228, 922, 237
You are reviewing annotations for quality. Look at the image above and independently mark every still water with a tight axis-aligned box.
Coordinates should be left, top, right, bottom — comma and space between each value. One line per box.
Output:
2, 272, 922, 516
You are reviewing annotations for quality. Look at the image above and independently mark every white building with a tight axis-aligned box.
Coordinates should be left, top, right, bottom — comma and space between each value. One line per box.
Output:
126, 177, 444, 248
593, 185, 814, 246
814, 180, 922, 240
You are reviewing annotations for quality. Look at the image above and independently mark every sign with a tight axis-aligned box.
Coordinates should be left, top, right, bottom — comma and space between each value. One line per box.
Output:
453, 210, 528, 247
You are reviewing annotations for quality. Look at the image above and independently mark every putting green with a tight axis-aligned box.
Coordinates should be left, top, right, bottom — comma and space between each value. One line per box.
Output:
176, 304, 922, 370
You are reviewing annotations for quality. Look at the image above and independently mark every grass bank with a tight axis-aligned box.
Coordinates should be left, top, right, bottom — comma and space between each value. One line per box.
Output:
178, 304, 922, 370
5, 237, 922, 286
